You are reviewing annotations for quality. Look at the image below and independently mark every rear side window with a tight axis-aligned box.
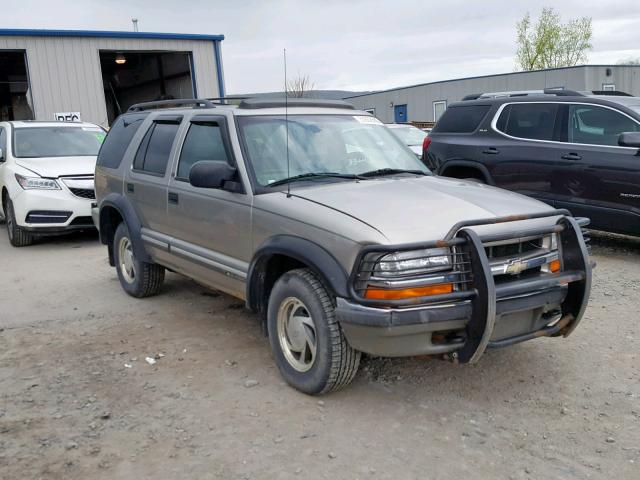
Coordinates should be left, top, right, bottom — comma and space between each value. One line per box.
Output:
177, 122, 230, 180
432, 105, 490, 133
496, 103, 559, 141
567, 104, 640, 146
96, 113, 147, 169
133, 121, 180, 175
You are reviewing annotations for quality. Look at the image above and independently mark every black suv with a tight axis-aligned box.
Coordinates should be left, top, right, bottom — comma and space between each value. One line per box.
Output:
424, 90, 640, 236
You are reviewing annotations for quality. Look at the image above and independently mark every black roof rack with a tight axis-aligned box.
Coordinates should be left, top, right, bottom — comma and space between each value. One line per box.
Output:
589, 90, 633, 97
238, 98, 355, 110
127, 98, 216, 112
461, 93, 482, 101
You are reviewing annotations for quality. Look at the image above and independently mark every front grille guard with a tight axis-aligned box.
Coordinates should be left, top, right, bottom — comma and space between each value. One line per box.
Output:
348, 209, 592, 363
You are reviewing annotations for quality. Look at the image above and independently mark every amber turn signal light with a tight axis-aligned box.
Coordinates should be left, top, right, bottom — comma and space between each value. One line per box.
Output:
364, 283, 453, 300
549, 259, 561, 273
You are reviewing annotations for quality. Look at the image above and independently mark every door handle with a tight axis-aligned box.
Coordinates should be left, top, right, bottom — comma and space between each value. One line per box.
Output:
168, 192, 179, 205
561, 153, 582, 161
482, 147, 499, 154
126, 182, 134, 193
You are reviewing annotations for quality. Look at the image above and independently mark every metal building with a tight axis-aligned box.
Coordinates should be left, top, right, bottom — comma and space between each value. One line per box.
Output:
0, 29, 225, 126
346, 65, 640, 124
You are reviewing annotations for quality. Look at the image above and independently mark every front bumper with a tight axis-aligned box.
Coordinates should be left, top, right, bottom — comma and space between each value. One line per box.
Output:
13, 188, 96, 235
336, 213, 592, 361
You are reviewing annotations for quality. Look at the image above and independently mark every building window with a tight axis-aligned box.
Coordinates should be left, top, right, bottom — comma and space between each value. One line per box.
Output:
602, 83, 616, 91
433, 100, 447, 121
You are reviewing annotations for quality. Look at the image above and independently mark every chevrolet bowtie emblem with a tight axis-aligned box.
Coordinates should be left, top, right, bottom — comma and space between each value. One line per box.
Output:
505, 259, 527, 275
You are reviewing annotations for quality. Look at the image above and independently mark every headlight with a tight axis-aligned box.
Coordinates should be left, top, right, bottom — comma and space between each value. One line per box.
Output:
374, 247, 451, 277
15, 174, 60, 190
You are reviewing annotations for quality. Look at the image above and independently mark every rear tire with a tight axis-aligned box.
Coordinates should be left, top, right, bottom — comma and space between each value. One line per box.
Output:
5, 197, 34, 247
267, 268, 361, 395
113, 222, 165, 298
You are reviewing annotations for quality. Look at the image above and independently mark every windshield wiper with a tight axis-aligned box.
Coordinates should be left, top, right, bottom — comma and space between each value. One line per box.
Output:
359, 168, 429, 178
267, 172, 364, 187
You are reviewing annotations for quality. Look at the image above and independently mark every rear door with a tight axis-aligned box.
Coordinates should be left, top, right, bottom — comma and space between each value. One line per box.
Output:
124, 114, 181, 248
164, 114, 251, 298
553, 103, 640, 234
489, 102, 566, 204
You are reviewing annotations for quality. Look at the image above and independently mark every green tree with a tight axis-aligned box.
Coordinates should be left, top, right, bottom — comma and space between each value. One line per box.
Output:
516, 8, 592, 71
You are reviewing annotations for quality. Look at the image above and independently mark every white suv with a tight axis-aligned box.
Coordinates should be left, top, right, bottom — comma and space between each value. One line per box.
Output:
0, 121, 106, 246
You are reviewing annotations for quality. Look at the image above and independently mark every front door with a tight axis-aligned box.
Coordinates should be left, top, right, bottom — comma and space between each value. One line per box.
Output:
553, 103, 640, 234
394, 104, 407, 123
164, 115, 252, 299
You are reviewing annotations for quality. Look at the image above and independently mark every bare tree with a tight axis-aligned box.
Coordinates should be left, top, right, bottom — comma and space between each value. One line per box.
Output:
285, 74, 316, 98
516, 8, 592, 71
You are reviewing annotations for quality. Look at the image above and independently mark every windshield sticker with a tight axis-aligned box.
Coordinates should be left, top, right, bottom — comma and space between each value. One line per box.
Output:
354, 115, 383, 125
94, 132, 106, 143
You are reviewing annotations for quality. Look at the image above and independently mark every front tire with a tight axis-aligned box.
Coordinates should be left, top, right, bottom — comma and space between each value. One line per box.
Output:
113, 222, 165, 298
267, 268, 361, 395
5, 197, 34, 247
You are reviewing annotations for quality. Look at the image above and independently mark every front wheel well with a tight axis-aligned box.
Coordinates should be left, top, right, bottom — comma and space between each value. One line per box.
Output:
441, 165, 487, 182
99, 206, 124, 266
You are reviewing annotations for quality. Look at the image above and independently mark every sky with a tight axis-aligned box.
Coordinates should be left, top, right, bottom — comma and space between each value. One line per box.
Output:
2, 0, 640, 94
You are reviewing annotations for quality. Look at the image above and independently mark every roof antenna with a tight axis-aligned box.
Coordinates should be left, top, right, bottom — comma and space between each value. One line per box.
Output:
284, 48, 291, 198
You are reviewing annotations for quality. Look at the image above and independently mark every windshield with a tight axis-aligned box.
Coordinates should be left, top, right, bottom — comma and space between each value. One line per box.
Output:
388, 125, 428, 146
13, 126, 106, 158
237, 115, 429, 187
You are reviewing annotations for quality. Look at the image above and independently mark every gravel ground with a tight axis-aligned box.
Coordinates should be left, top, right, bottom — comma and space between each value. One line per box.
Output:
0, 229, 638, 480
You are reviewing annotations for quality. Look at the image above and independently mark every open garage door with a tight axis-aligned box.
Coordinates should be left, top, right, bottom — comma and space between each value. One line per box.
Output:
100, 51, 195, 124
0, 51, 34, 121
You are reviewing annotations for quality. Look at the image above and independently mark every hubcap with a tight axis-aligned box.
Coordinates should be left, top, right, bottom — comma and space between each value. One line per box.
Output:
277, 297, 317, 372
118, 236, 136, 284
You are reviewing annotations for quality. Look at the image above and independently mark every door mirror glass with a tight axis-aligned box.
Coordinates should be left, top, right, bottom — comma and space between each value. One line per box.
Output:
618, 131, 640, 148
189, 161, 236, 189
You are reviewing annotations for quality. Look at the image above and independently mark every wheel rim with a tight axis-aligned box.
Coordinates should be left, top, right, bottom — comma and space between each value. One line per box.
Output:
277, 297, 317, 372
118, 236, 136, 284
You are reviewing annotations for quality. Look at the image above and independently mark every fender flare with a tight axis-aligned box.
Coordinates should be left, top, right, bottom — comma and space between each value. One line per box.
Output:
98, 193, 151, 264
439, 160, 494, 185
246, 235, 350, 312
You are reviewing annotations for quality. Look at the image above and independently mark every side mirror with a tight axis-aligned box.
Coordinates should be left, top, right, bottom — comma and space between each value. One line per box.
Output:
189, 161, 237, 189
618, 132, 640, 148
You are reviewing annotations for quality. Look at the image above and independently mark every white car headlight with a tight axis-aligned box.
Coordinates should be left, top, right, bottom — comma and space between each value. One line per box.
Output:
374, 247, 451, 277
15, 174, 61, 190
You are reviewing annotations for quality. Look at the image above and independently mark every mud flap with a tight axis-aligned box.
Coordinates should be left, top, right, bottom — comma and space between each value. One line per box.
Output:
555, 216, 592, 337
454, 228, 496, 364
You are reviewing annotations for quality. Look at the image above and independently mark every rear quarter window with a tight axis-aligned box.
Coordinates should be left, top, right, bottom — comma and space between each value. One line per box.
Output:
495, 103, 559, 141
96, 113, 147, 169
432, 105, 491, 133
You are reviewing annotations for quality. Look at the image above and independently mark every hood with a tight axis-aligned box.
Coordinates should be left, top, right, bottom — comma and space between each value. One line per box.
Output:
15, 156, 97, 178
290, 176, 556, 244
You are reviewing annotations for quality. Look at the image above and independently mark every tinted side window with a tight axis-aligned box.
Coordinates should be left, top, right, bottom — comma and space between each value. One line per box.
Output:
433, 105, 491, 133
497, 103, 559, 141
177, 123, 230, 180
96, 113, 147, 169
568, 104, 640, 146
133, 122, 180, 175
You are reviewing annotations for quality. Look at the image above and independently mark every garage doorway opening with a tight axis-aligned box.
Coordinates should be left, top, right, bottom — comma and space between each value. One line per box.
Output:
100, 51, 196, 124
0, 50, 34, 121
